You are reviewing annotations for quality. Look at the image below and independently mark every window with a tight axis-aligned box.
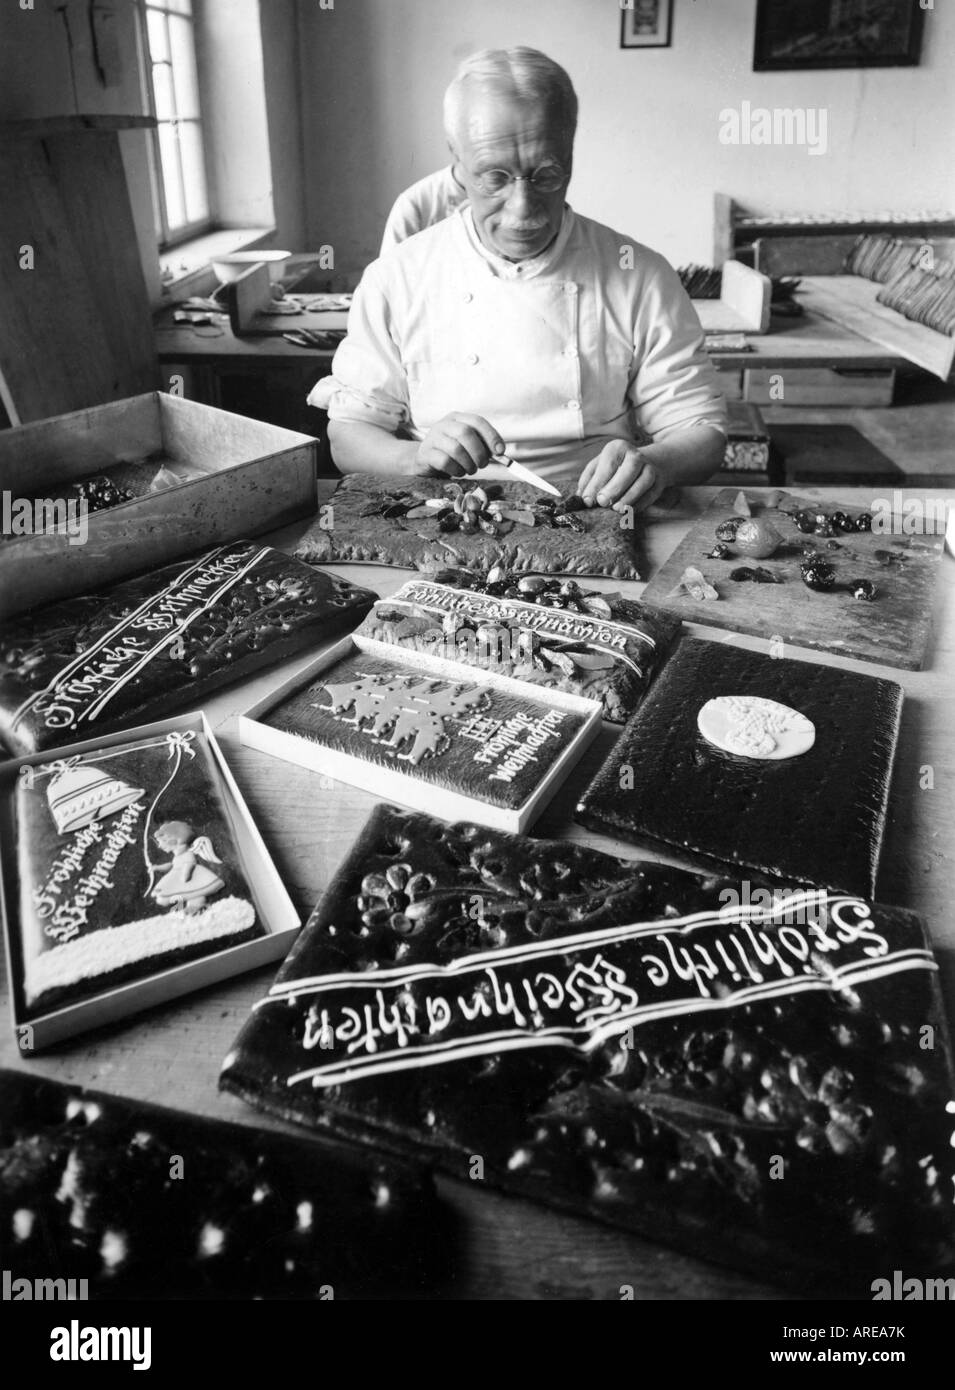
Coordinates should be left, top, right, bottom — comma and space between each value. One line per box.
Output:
143, 0, 211, 247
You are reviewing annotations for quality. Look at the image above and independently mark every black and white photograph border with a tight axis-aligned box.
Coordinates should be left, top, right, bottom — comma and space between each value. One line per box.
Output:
0, 0, 954, 1332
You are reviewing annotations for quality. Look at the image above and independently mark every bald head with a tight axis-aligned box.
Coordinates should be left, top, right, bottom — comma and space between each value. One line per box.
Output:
443, 47, 578, 156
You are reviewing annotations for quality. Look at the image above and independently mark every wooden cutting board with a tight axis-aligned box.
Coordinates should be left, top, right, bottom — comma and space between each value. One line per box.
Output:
641, 488, 947, 671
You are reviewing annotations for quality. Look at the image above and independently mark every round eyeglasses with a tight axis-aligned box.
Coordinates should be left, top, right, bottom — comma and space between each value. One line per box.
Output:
468, 163, 568, 198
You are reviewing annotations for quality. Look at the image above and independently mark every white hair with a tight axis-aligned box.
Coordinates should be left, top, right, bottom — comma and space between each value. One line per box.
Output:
443, 47, 578, 151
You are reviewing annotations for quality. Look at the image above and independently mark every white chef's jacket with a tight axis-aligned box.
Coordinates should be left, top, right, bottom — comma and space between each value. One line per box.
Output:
380, 166, 468, 251
310, 205, 727, 490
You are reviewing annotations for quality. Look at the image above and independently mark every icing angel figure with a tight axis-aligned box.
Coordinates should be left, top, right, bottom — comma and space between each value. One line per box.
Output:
151, 821, 225, 914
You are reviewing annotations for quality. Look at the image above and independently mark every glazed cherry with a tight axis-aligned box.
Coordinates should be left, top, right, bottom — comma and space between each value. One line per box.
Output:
800, 558, 836, 592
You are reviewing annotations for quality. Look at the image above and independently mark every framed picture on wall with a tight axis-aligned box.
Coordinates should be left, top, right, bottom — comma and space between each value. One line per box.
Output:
620, 0, 673, 50
753, 0, 925, 71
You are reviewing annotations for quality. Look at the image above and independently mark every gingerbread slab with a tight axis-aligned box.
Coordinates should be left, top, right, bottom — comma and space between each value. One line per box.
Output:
239, 635, 602, 833
575, 638, 903, 899
0, 541, 377, 756
0, 1068, 446, 1299
355, 572, 679, 723
294, 473, 643, 579
0, 714, 298, 1049
221, 805, 955, 1297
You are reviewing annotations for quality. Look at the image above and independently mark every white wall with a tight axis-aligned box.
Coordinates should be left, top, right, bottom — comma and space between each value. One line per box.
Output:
199, 0, 274, 227
3, 1, 950, 292
261, 0, 307, 251
298, 0, 955, 272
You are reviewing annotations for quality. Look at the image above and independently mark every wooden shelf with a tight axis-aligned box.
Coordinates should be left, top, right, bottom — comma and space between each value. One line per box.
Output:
714, 192, 955, 267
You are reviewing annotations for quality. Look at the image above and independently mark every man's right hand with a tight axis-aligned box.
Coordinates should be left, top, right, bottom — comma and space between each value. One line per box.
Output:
413, 413, 506, 477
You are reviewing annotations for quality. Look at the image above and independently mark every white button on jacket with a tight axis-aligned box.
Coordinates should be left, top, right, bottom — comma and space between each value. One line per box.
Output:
310, 206, 727, 490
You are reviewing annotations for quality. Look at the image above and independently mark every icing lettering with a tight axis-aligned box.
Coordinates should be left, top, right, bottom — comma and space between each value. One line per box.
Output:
13, 547, 266, 733
829, 898, 890, 957
395, 583, 654, 650
34, 803, 145, 943
479, 709, 568, 783
457, 986, 494, 1022
254, 891, 932, 1089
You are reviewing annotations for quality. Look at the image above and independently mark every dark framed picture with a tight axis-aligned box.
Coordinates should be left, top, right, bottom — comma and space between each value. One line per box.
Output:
620, 0, 673, 50
753, 0, 924, 71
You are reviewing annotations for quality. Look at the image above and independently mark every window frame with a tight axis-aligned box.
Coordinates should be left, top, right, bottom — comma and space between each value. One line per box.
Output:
140, 0, 214, 251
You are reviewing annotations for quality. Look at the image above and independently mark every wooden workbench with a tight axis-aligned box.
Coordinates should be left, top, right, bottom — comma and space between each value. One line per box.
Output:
153, 301, 914, 441
706, 306, 910, 372
4, 485, 951, 1300
154, 304, 906, 372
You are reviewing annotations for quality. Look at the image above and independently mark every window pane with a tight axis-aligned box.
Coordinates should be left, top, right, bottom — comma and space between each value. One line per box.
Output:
151, 61, 175, 120
158, 122, 186, 230
164, 0, 193, 14
145, 8, 169, 62
168, 14, 200, 119
179, 121, 209, 225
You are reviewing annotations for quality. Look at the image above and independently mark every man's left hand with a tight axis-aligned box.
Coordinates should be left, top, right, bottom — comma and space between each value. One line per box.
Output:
576, 440, 666, 512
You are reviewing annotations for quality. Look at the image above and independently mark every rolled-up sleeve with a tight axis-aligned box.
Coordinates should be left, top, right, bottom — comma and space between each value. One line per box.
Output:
307, 263, 410, 431
629, 258, 728, 440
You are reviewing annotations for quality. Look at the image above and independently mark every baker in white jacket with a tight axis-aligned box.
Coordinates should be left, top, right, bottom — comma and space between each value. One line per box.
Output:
311, 47, 726, 512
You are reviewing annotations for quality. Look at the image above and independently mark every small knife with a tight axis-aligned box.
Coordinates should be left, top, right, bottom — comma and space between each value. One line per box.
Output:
498, 454, 563, 497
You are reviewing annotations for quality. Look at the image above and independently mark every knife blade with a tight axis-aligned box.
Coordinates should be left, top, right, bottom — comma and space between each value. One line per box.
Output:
498, 455, 563, 497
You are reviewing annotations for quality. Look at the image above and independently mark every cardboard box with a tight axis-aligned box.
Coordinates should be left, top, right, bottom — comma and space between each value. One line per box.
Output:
239, 635, 603, 834
0, 392, 317, 618
0, 712, 300, 1050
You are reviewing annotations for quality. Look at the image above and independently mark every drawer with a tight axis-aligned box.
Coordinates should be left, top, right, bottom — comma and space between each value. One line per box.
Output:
743, 367, 896, 406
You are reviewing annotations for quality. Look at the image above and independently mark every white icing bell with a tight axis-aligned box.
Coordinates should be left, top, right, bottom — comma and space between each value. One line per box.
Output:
697, 696, 815, 761
47, 762, 144, 833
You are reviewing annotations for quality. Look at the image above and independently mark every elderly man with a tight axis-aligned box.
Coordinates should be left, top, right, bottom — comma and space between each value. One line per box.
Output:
310, 47, 726, 512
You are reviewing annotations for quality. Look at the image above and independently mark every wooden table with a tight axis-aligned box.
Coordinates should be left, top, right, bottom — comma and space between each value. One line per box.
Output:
154, 312, 340, 364
153, 297, 915, 440
154, 304, 905, 373
3, 485, 953, 1301
706, 306, 908, 372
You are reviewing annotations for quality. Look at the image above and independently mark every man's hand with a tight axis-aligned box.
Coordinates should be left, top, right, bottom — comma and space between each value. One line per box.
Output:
414, 413, 506, 477
576, 440, 665, 512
